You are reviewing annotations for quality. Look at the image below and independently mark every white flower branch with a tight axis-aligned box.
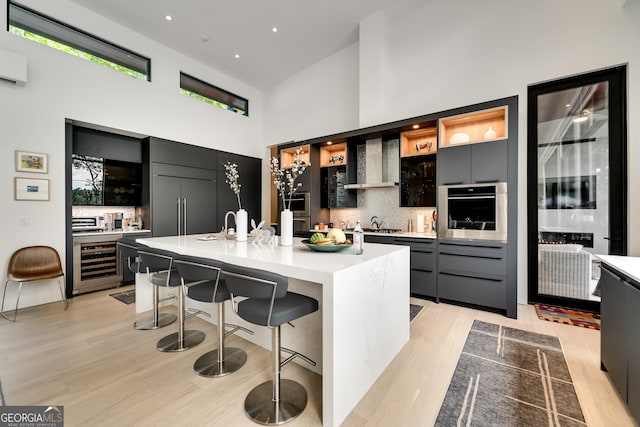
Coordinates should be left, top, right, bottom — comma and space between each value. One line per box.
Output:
224, 161, 242, 210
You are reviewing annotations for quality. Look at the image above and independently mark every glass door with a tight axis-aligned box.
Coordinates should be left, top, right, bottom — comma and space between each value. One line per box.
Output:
527, 66, 627, 312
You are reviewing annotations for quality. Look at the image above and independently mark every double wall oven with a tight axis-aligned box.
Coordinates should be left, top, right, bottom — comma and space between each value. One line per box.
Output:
438, 182, 507, 242
287, 192, 311, 233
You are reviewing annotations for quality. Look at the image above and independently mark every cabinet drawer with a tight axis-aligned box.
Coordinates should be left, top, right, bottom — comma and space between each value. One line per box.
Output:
438, 251, 505, 277
410, 251, 435, 271
411, 269, 436, 298
438, 272, 506, 309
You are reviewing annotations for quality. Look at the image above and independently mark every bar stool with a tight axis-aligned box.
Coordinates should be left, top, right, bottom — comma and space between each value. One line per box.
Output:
133, 244, 177, 330
222, 263, 319, 425
174, 256, 253, 377
138, 248, 205, 352
116, 237, 141, 286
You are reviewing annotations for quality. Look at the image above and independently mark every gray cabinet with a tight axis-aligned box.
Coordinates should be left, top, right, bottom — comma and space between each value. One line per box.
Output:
437, 140, 508, 185
600, 265, 640, 423
395, 237, 436, 298
437, 240, 512, 317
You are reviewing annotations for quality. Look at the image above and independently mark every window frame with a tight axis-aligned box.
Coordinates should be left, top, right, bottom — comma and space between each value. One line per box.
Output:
7, 1, 151, 81
180, 72, 249, 116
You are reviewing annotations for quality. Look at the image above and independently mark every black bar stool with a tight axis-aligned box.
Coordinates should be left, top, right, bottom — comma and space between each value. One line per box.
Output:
174, 256, 253, 377
222, 263, 319, 425
137, 248, 205, 352
132, 244, 177, 330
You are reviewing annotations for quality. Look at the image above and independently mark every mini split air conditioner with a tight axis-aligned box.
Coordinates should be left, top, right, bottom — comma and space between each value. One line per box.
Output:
0, 49, 27, 86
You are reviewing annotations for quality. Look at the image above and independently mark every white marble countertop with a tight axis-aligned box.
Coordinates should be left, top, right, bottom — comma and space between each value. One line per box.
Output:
596, 254, 640, 283
136, 234, 408, 283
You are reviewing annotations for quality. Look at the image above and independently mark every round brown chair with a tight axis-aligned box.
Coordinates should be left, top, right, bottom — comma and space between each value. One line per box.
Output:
1, 246, 68, 322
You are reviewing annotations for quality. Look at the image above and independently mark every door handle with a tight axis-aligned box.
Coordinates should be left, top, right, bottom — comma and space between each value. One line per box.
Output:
183, 198, 187, 235
176, 198, 181, 236
603, 237, 623, 241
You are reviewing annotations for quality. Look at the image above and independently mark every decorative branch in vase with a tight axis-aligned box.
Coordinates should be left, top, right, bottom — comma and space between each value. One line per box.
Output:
270, 147, 309, 246
269, 147, 308, 210
224, 161, 247, 241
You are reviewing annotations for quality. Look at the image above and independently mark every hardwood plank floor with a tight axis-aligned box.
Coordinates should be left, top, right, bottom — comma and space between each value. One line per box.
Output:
0, 289, 635, 426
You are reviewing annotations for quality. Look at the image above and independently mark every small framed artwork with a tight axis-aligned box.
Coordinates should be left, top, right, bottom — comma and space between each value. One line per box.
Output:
15, 150, 48, 174
14, 177, 50, 201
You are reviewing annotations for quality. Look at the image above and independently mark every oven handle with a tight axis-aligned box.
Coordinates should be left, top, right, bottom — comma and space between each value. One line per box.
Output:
292, 218, 308, 222
448, 195, 496, 200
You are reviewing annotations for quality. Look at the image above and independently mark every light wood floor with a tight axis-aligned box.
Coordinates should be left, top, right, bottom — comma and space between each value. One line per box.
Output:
0, 288, 636, 427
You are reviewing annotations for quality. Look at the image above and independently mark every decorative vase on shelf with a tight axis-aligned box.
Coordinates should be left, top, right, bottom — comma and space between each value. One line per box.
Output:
280, 209, 293, 247
236, 209, 247, 241
484, 126, 497, 140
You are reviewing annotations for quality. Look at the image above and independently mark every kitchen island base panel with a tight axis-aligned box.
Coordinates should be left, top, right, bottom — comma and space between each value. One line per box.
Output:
134, 236, 409, 427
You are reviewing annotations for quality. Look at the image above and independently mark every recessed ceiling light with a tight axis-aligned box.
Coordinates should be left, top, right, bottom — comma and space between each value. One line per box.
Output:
565, 104, 571, 108
327, 141, 333, 145
235, 54, 240, 59
165, 15, 172, 21
201, 36, 209, 42
412, 124, 419, 129
272, 27, 278, 33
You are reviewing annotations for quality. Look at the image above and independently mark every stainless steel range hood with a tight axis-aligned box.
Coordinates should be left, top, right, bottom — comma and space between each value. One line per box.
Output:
344, 138, 398, 189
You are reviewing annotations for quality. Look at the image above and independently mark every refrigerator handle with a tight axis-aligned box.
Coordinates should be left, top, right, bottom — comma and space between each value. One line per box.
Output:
177, 197, 181, 236
183, 198, 188, 235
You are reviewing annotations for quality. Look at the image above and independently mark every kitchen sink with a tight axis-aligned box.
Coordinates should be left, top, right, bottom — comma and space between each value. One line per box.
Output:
362, 228, 401, 234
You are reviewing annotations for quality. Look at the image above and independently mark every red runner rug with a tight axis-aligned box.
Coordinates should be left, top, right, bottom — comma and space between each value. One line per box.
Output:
534, 304, 600, 330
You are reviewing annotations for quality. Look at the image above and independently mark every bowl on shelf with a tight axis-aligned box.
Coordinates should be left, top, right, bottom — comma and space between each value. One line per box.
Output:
301, 239, 352, 252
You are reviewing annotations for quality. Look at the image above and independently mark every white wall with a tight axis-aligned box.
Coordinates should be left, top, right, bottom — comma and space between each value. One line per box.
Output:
0, 0, 264, 308
263, 0, 640, 304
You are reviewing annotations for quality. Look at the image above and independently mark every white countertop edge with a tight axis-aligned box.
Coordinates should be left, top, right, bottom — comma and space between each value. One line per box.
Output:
596, 254, 640, 283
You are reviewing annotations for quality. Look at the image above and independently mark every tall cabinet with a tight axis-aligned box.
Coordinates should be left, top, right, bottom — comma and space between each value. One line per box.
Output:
145, 137, 218, 237
435, 98, 518, 318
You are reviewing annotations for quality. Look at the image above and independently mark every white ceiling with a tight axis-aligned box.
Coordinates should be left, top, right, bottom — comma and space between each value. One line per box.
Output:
69, 0, 428, 90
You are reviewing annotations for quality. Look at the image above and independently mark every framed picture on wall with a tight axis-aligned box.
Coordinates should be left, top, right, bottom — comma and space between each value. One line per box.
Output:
14, 177, 50, 201
15, 150, 48, 173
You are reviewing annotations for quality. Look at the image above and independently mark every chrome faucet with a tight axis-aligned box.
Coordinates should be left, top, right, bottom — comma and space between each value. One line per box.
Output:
224, 210, 237, 233
370, 216, 383, 229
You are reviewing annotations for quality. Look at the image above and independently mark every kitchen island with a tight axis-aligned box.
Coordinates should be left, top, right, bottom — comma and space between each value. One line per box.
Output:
135, 234, 410, 427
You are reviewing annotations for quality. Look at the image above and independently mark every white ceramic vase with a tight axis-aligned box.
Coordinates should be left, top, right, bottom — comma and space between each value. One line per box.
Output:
280, 209, 293, 246
484, 126, 497, 140
236, 209, 248, 241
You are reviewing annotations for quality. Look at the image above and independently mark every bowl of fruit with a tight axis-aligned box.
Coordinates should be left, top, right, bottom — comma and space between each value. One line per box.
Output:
302, 229, 353, 252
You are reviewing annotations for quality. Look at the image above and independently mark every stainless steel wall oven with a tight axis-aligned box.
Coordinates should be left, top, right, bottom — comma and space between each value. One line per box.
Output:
438, 182, 507, 242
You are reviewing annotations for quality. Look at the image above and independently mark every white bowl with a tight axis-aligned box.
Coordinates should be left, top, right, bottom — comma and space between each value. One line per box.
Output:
450, 132, 470, 145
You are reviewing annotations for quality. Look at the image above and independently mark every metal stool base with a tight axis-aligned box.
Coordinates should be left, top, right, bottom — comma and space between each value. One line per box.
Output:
194, 347, 247, 377
133, 313, 176, 330
156, 330, 205, 352
244, 379, 308, 425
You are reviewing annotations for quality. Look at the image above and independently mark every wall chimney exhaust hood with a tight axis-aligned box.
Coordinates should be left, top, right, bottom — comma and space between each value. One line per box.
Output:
344, 138, 399, 189
0, 48, 27, 86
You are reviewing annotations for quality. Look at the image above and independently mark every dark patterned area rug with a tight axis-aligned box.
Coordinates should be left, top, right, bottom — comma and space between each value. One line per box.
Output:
410, 304, 423, 322
109, 289, 135, 305
436, 320, 586, 426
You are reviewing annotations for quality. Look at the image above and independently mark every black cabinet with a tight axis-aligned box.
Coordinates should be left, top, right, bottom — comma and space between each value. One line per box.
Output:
437, 140, 508, 185
321, 166, 355, 208
395, 237, 436, 298
400, 154, 436, 207
437, 240, 512, 317
151, 163, 217, 237
217, 151, 262, 232
600, 264, 640, 423
146, 138, 221, 237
